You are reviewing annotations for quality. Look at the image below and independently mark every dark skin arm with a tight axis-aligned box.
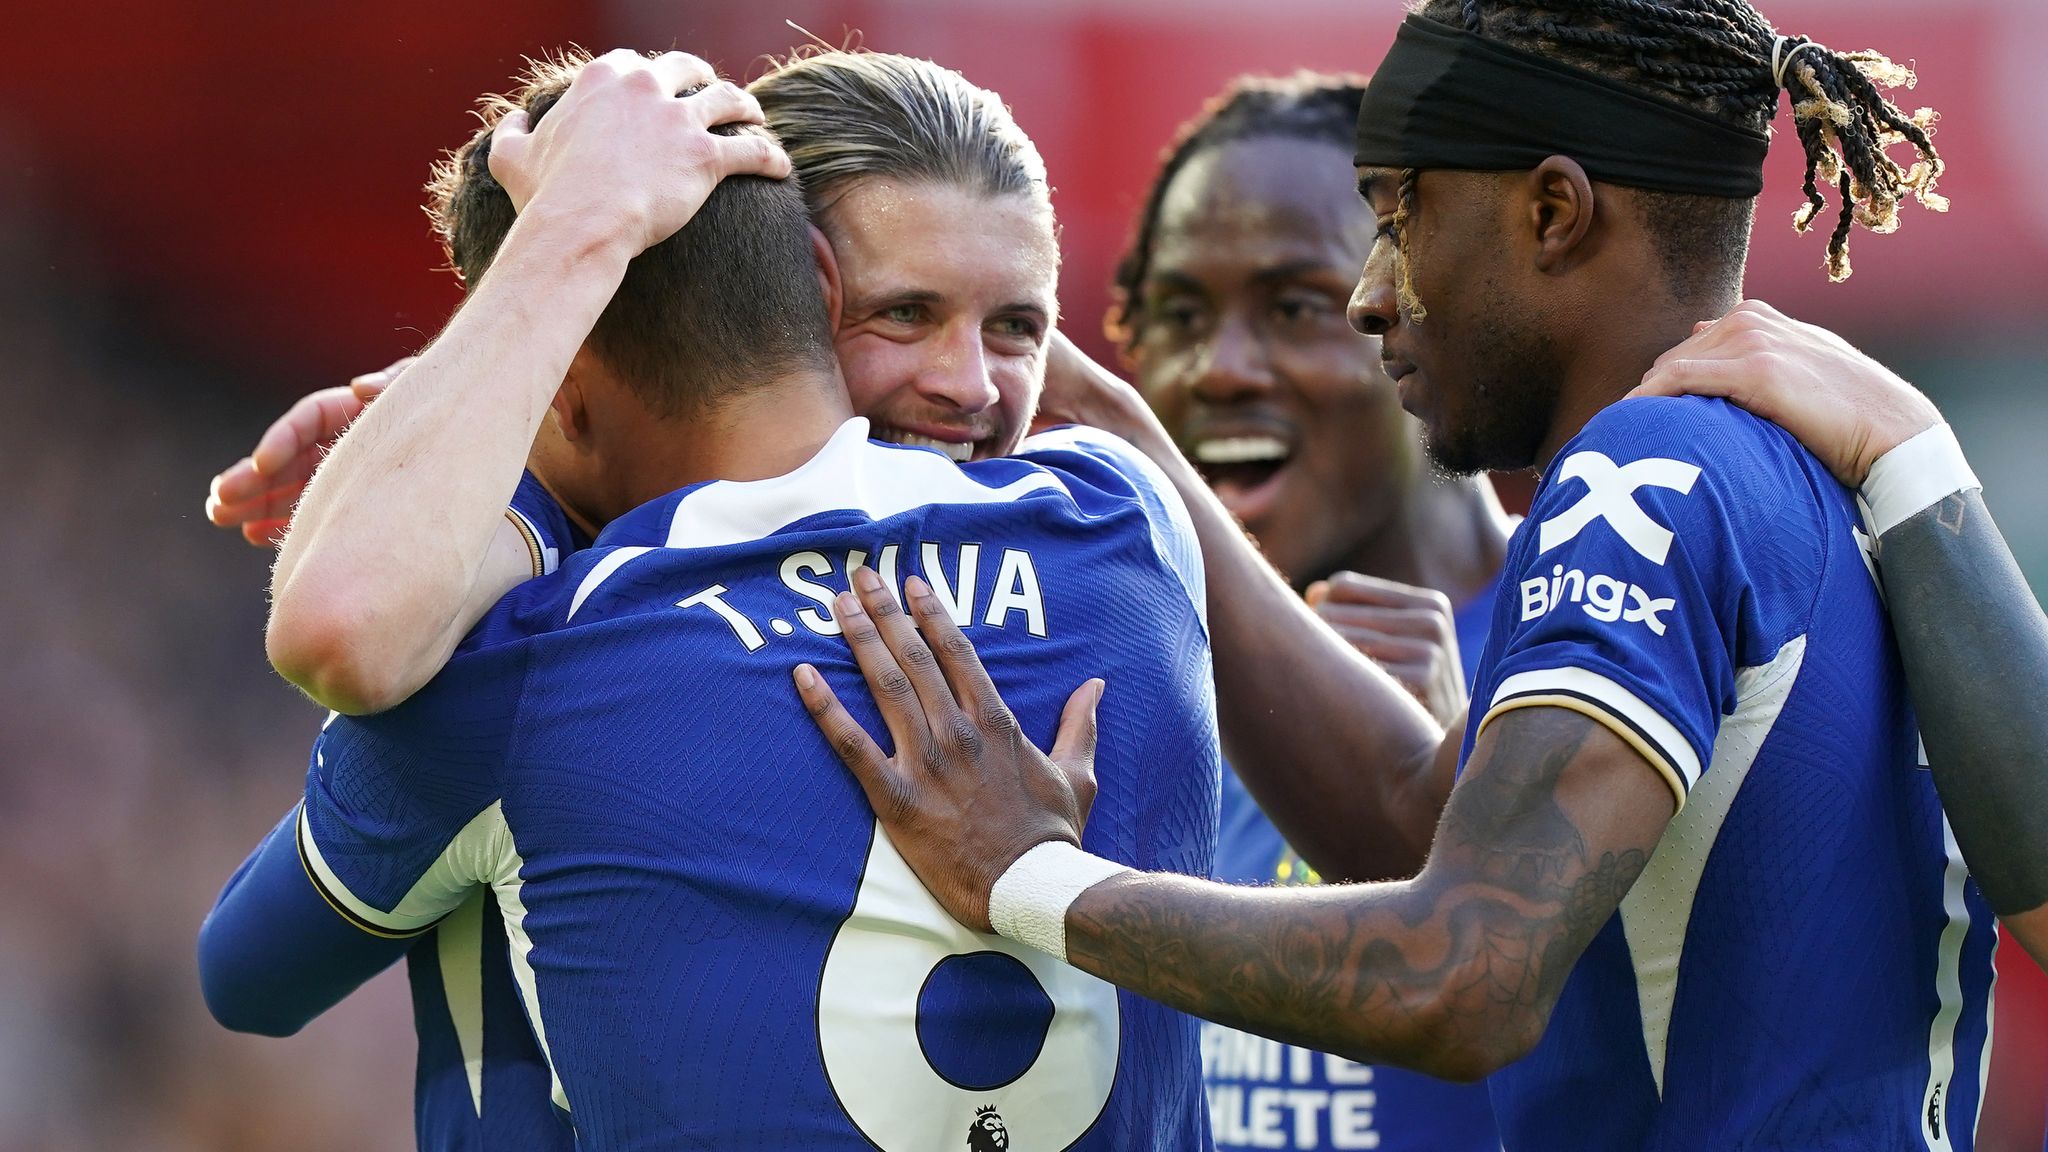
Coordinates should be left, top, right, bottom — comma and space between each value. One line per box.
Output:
1040, 333, 1447, 881
1068, 706, 1665, 1077
795, 568, 1673, 1078
1880, 491, 2048, 956
1638, 300, 2048, 965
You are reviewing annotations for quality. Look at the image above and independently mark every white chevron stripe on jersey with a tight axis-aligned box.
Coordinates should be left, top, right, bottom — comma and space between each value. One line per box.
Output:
1921, 815, 1980, 1152
1620, 635, 1805, 1095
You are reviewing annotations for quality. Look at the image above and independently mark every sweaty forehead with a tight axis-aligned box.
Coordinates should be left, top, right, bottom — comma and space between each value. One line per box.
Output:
827, 179, 1059, 312
1149, 137, 1373, 278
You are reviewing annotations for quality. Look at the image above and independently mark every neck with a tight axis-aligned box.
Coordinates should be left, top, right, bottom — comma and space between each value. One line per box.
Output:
1329, 474, 1513, 604
1535, 285, 1739, 470
600, 364, 854, 518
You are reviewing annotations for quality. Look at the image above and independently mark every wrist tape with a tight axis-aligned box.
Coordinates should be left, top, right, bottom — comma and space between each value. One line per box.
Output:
1861, 423, 1981, 539
987, 841, 1133, 962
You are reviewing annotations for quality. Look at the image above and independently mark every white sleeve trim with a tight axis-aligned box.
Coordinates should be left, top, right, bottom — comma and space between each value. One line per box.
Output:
1484, 667, 1701, 804
296, 800, 510, 938
505, 506, 560, 576
1860, 422, 1979, 539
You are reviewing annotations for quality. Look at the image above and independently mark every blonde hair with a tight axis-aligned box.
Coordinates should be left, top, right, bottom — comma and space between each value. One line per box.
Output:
749, 49, 1052, 226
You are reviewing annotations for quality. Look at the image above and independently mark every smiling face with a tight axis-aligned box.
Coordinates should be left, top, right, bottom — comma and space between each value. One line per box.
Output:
1348, 166, 1563, 476
1130, 136, 1420, 586
821, 179, 1060, 461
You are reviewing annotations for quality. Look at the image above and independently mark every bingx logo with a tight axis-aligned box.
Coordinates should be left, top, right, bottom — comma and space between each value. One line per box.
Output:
1538, 452, 1702, 565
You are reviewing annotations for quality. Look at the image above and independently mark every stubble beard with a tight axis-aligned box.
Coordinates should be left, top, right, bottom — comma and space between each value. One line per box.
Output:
1418, 326, 1561, 478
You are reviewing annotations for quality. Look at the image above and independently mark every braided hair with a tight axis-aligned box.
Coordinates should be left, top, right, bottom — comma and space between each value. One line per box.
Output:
1413, 0, 1945, 284
1107, 72, 1369, 352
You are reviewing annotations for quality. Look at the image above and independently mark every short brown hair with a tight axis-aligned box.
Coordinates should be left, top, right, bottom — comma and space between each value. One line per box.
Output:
426, 50, 834, 416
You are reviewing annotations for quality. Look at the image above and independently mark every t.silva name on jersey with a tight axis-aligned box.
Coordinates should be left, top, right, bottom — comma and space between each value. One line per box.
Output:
675, 542, 1048, 651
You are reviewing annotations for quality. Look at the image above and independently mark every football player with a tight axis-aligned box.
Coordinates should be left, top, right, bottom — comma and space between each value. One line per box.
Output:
1089, 72, 1508, 1151
201, 51, 1220, 1148
206, 46, 1135, 1151
795, 2, 2004, 1148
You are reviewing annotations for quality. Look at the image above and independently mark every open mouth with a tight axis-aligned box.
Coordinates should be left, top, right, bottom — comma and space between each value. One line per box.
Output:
1190, 434, 1293, 519
873, 425, 978, 463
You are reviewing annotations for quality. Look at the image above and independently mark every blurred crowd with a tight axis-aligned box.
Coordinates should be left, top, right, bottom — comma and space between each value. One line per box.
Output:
0, 162, 409, 1151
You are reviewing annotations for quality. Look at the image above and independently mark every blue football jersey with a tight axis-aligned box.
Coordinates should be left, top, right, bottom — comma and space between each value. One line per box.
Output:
1461, 397, 1995, 1150
297, 419, 1221, 1151
1204, 576, 1501, 1152
401, 469, 586, 1152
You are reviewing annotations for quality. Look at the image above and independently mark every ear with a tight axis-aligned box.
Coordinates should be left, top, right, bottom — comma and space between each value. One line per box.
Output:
1524, 156, 1597, 274
552, 345, 602, 443
808, 223, 844, 331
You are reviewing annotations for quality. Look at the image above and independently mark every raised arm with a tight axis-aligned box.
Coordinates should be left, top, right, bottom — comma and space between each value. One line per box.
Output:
1637, 299, 2048, 965
794, 568, 1672, 1078
265, 53, 786, 714
1039, 333, 1446, 880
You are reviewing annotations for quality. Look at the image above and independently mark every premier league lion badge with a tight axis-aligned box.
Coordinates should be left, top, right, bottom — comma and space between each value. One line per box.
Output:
967, 1105, 1009, 1151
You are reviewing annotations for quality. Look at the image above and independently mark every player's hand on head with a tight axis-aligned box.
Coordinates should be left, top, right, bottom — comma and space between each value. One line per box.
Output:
205, 356, 413, 547
1632, 299, 1941, 488
487, 50, 792, 257
794, 566, 1104, 933
1306, 572, 1466, 727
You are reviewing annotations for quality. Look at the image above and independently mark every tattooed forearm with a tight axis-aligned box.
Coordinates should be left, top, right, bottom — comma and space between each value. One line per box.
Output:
1883, 489, 2048, 918
1066, 708, 1664, 1080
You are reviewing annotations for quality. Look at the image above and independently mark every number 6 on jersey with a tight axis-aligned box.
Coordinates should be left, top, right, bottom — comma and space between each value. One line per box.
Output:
818, 825, 1120, 1148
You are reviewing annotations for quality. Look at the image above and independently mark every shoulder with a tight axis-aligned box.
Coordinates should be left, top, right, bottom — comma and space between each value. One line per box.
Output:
338, 638, 531, 751
507, 470, 586, 574
1014, 424, 1161, 490
1560, 396, 1815, 505
461, 534, 684, 652
472, 542, 676, 642
1012, 426, 1192, 534
1533, 396, 1834, 565
1012, 425, 1206, 619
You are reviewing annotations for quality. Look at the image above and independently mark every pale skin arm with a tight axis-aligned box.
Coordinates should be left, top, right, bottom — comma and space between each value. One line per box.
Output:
207, 358, 403, 548
206, 357, 539, 692
1637, 299, 2048, 967
1039, 332, 1447, 881
794, 568, 1673, 1079
264, 52, 788, 715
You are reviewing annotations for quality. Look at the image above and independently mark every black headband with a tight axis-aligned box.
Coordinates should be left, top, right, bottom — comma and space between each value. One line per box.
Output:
1355, 15, 1771, 198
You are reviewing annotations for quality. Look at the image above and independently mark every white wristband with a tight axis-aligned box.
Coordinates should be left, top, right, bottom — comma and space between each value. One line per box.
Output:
988, 841, 1133, 962
1860, 423, 1981, 539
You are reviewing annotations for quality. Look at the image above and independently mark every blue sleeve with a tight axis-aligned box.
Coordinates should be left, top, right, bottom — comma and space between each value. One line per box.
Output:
507, 470, 586, 576
298, 647, 523, 939
197, 805, 415, 1036
1479, 398, 1821, 808
1016, 425, 1206, 624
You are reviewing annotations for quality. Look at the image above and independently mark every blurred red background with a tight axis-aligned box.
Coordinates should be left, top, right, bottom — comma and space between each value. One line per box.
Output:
10, 0, 2046, 379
